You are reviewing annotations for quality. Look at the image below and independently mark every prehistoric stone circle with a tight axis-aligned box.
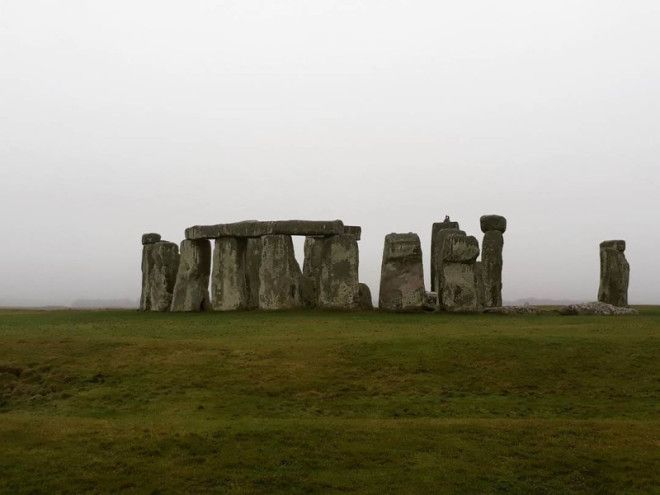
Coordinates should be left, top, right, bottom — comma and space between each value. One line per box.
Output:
379, 233, 425, 311
598, 240, 629, 307
439, 231, 480, 312
480, 215, 506, 308
140, 240, 180, 312
170, 239, 211, 312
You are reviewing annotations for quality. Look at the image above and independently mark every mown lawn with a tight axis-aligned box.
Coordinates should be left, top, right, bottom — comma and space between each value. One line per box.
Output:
0, 308, 658, 494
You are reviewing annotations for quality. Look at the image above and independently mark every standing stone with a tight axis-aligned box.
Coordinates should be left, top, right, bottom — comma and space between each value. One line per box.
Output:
440, 232, 480, 312
598, 240, 630, 307
358, 283, 373, 310
245, 237, 263, 309
211, 237, 249, 311
301, 237, 324, 307
170, 239, 212, 312
474, 261, 485, 309
259, 235, 302, 310
148, 241, 180, 312
480, 215, 506, 308
430, 217, 460, 292
140, 233, 163, 311
317, 234, 360, 309
379, 233, 425, 311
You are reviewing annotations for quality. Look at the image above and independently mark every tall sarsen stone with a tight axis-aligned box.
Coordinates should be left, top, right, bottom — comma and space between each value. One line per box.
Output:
379, 233, 425, 311
598, 240, 629, 307
170, 239, 211, 312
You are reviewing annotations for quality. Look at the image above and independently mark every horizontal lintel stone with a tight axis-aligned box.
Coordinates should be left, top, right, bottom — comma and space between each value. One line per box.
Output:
185, 220, 345, 240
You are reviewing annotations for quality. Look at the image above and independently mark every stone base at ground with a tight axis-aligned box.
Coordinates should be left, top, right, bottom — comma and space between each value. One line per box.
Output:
357, 283, 373, 310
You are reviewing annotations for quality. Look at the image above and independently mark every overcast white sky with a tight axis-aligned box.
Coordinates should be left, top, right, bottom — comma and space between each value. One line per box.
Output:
1, 0, 659, 306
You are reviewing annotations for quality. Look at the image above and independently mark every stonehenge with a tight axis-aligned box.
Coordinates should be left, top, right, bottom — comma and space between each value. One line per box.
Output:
598, 240, 630, 307
480, 215, 506, 308
378, 233, 425, 311
139, 216, 634, 315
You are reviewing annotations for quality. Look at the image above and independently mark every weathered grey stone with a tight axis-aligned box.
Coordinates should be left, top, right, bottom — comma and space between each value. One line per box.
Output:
430, 217, 460, 292
343, 225, 362, 240
258, 235, 302, 310
484, 305, 541, 315
301, 275, 318, 308
481, 230, 504, 308
439, 232, 480, 312
480, 215, 507, 233
186, 220, 344, 240
441, 232, 480, 263
142, 233, 161, 245
475, 261, 485, 308
378, 233, 425, 311
317, 234, 359, 309
560, 302, 637, 316
302, 236, 324, 307
245, 237, 262, 309
170, 239, 211, 312
211, 237, 249, 311
423, 291, 439, 311
440, 262, 480, 312
139, 243, 155, 311
358, 283, 373, 310
148, 241, 180, 312
598, 240, 629, 307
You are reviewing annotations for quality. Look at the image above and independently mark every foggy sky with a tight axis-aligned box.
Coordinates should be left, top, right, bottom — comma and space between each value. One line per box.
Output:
1, 0, 659, 306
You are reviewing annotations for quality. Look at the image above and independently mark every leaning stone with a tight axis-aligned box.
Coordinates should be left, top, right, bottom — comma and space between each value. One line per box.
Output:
142, 233, 161, 245
357, 283, 373, 310
559, 302, 637, 316
211, 237, 249, 311
379, 233, 425, 311
598, 240, 630, 307
317, 234, 359, 309
430, 217, 460, 291
440, 262, 480, 312
480, 215, 507, 233
185, 220, 344, 240
259, 235, 302, 310
245, 237, 262, 309
148, 241, 180, 312
170, 239, 212, 312
481, 230, 504, 307
441, 232, 480, 264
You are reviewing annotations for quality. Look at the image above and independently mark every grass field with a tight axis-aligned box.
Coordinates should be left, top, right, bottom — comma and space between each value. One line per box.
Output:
0, 308, 658, 494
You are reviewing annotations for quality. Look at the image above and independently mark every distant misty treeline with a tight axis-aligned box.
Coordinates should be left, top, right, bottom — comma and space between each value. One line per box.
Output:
0, 298, 138, 309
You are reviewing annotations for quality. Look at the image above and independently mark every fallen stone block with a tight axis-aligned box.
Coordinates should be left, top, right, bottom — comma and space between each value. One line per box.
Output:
559, 302, 638, 316
484, 305, 542, 315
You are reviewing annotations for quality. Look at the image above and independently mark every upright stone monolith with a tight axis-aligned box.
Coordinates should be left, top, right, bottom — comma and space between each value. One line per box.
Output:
148, 241, 180, 312
259, 235, 302, 310
211, 237, 249, 311
301, 236, 323, 307
358, 283, 373, 310
317, 234, 359, 309
430, 217, 460, 292
379, 233, 425, 311
480, 215, 506, 308
245, 237, 263, 309
170, 239, 212, 312
139, 234, 161, 311
598, 240, 629, 307
440, 231, 480, 312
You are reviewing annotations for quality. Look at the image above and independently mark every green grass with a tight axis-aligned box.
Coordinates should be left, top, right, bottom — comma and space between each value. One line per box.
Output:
0, 308, 658, 494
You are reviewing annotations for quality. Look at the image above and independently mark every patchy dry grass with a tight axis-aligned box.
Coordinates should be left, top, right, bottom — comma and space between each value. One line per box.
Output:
0, 308, 658, 493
